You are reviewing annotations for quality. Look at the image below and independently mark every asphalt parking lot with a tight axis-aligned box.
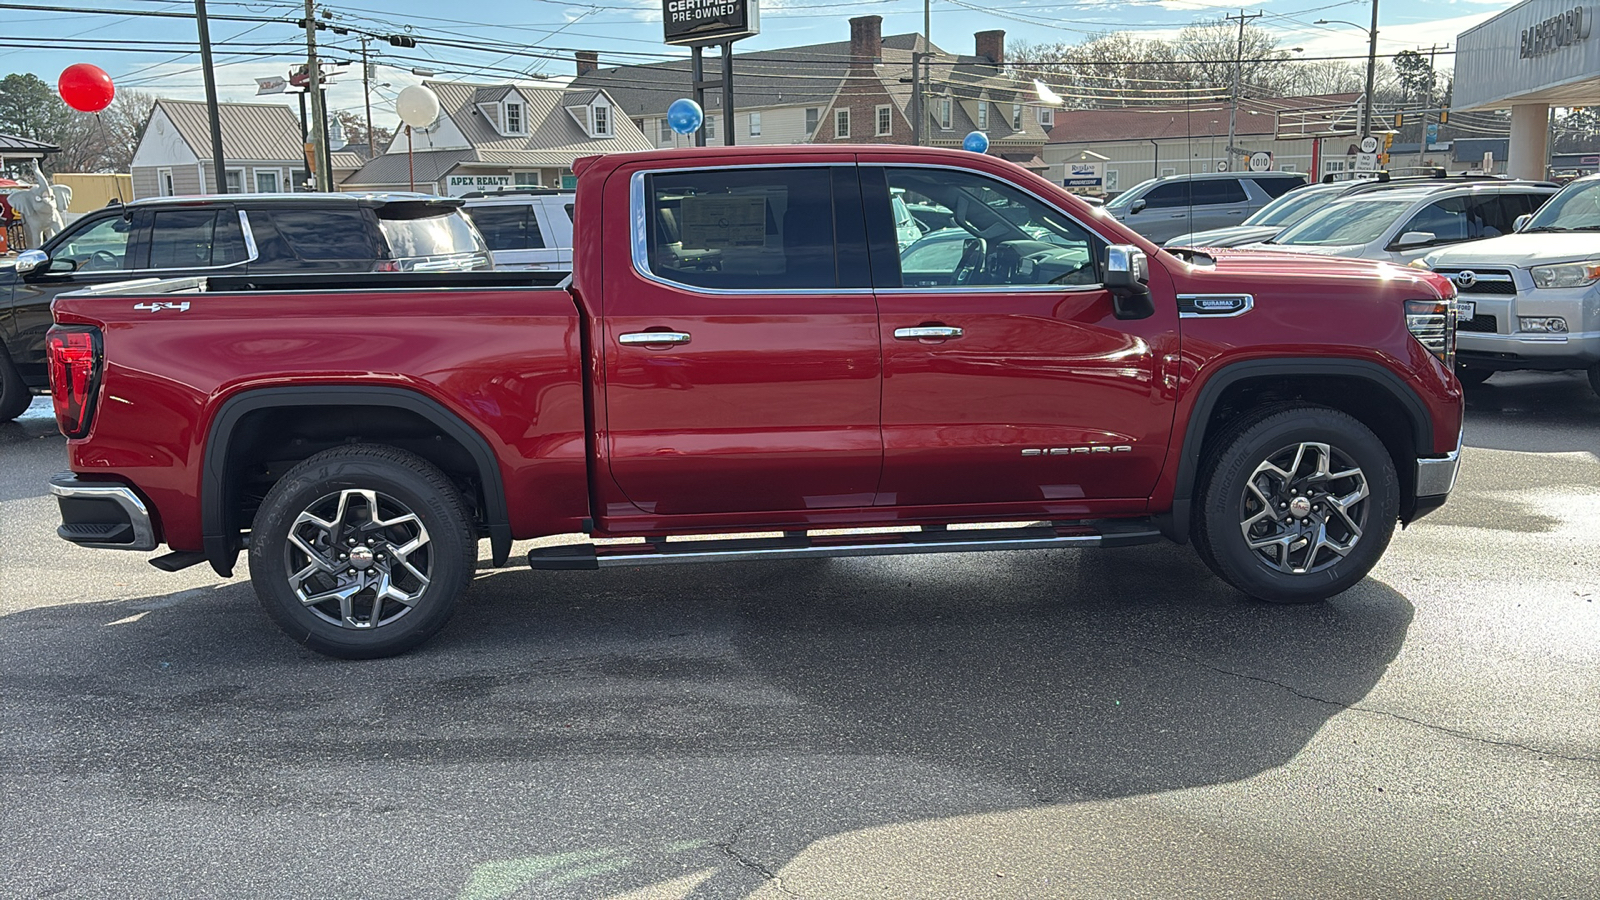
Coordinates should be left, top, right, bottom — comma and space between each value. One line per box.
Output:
2, 374, 1597, 900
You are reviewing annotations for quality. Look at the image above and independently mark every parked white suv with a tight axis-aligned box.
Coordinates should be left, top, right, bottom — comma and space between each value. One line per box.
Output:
1421, 173, 1600, 392
461, 190, 574, 271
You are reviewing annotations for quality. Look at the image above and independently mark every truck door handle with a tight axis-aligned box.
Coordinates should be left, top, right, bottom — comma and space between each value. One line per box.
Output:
894, 325, 964, 341
619, 331, 692, 346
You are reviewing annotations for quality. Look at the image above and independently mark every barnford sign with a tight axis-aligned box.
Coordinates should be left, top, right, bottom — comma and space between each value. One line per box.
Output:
663, 0, 760, 46
1521, 5, 1591, 59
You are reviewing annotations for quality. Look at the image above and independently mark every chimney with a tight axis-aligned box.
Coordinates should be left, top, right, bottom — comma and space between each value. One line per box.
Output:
975, 30, 1005, 69
850, 16, 883, 66
576, 50, 598, 77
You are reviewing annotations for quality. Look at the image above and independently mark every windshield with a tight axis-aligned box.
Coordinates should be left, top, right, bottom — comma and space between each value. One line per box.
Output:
1245, 188, 1339, 227
1521, 179, 1600, 231
377, 212, 486, 259
1104, 179, 1158, 210
1272, 198, 1413, 247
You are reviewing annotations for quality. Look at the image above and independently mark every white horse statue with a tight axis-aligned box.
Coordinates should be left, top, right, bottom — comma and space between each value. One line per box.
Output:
11, 161, 72, 249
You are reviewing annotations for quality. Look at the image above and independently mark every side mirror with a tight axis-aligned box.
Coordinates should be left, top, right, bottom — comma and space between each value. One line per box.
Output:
1396, 230, 1436, 249
1513, 214, 1532, 232
1105, 244, 1154, 320
13, 249, 48, 276
1130, 199, 1147, 215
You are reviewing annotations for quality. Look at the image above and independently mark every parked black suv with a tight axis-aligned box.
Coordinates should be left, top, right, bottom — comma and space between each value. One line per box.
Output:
0, 193, 490, 422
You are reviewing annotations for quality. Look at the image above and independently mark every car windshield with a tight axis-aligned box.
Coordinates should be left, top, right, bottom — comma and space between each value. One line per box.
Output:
1272, 198, 1414, 246
1520, 179, 1600, 232
1245, 188, 1340, 227
377, 212, 485, 259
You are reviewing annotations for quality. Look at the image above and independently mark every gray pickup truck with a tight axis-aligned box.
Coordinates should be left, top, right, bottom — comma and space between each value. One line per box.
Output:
1423, 173, 1600, 392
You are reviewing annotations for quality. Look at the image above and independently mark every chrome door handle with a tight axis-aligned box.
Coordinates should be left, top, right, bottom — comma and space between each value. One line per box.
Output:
894, 326, 964, 341
619, 331, 692, 346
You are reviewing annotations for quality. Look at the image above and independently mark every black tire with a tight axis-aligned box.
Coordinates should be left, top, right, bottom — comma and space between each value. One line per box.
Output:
0, 348, 32, 423
1454, 365, 1493, 388
1193, 407, 1398, 604
248, 444, 476, 659
1589, 362, 1600, 399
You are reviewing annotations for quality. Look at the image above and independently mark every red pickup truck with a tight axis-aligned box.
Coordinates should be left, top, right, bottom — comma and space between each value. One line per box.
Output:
47, 146, 1464, 658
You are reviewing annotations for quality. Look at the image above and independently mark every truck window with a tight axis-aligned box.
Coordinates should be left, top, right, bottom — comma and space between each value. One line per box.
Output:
643, 168, 837, 290
54, 216, 131, 272
883, 167, 1100, 289
149, 209, 245, 269
267, 208, 377, 260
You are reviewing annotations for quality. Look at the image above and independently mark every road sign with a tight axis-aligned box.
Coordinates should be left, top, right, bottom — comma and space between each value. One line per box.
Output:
1359, 135, 1379, 154
1248, 151, 1273, 172
1216, 161, 1228, 172
1355, 152, 1379, 171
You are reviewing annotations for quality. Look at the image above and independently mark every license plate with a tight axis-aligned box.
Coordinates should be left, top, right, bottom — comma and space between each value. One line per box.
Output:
1457, 300, 1475, 321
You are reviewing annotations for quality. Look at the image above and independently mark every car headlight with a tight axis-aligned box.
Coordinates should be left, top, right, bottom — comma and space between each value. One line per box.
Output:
1518, 317, 1569, 334
1408, 258, 1432, 270
1529, 261, 1600, 289
1405, 298, 1456, 367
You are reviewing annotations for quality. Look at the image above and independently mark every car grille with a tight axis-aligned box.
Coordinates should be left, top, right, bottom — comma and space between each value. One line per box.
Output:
1458, 314, 1499, 334
1434, 268, 1517, 295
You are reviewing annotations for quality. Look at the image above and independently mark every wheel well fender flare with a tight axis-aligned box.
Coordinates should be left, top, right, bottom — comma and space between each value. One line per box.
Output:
1160, 358, 1434, 543
201, 385, 511, 576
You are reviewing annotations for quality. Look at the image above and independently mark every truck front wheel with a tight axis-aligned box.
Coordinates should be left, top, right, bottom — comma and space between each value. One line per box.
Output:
1193, 408, 1399, 604
249, 444, 476, 659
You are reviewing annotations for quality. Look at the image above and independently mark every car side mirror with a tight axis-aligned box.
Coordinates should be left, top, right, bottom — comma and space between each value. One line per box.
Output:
1130, 199, 1147, 215
1396, 231, 1436, 249
1513, 214, 1532, 232
1104, 244, 1154, 320
13, 249, 48, 276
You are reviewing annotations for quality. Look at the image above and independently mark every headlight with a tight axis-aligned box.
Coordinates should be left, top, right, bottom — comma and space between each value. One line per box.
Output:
1518, 316, 1569, 334
1405, 298, 1456, 367
1530, 261, 1600, 289
1408, 258, 1432, 270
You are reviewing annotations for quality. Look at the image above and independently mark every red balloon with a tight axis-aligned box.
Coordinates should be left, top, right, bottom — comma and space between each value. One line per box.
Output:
59, 63, 115, 113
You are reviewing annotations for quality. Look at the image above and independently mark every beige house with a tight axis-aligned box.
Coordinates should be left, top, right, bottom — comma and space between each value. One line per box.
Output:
130, 100, 307, 199
342, 81, 651, 194
1043, 94, 1365, 195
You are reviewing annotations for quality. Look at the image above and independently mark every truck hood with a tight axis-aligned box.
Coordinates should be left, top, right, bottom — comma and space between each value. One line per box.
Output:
1181, 246, 1447, 293
1164, 225, 1282, 248
1236, 242, 1368, 258
1424, 232, 1600, 269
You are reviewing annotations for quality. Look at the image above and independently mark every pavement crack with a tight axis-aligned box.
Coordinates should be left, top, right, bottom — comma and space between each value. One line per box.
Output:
714, 821, 797, 896
1134, 644, 1600, 764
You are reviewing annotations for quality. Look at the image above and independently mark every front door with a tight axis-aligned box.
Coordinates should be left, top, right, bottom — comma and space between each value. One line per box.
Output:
865, 164, 1180, 515
599, 162, 883, 519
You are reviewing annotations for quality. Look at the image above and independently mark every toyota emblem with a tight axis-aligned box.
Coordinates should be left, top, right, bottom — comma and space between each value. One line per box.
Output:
1453, 270, 1477, 289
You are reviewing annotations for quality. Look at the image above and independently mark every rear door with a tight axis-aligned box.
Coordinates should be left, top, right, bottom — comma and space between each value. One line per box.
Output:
864, 163, 1179, 514
1189, 177, 1253, 234
598, 160, 884, 520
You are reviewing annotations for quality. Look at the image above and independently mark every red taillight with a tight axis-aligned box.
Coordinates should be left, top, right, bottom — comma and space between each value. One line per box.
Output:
45, 326, 102, 438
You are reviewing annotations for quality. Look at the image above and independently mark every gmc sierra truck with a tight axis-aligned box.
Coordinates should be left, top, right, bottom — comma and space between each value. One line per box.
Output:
46, 146, 1465, 659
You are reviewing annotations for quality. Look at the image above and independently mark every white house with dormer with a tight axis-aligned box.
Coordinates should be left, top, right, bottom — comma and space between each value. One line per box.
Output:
341, 81, 650, 194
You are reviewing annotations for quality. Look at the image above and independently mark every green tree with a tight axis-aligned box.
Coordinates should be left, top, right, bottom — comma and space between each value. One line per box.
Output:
1392, 50, 1436, 104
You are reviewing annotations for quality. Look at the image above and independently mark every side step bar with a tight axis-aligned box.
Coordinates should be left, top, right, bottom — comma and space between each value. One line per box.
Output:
527, 521, 1163, 571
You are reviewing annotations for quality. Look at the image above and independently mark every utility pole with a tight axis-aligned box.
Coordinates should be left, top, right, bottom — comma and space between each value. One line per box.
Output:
359, 34, 375, 157
1416, 42, 1444, 171
1362, 0, 1380, 142
194, 0, 229, 192
302, 0, 332, 192
1225, 8, 1262, 172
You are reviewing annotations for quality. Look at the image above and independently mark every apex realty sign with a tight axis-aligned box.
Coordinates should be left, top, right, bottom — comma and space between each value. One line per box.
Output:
663, 0, 760, 46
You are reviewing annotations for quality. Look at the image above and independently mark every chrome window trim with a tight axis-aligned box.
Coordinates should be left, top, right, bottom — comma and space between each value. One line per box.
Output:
137, 207, 261, 274
1177, 293, 1255, 318
629, 165, 873, 297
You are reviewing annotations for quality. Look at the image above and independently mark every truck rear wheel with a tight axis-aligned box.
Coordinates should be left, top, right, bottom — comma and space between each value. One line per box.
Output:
0, 348, 32, 423
248, 444, 476, 659
1193, 407, 1398, 604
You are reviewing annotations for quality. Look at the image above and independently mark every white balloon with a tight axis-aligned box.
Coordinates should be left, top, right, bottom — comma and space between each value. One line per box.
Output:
396, 85, 440, 129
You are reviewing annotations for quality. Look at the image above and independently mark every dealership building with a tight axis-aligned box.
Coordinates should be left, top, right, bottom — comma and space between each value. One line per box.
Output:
1455, 0, 1597, 179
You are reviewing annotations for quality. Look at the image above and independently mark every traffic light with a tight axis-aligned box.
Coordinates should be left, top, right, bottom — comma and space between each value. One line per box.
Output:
1439, 109, 1448, 124
1384, 133, 1394, 150
388, 34, 416, 48
1394, 113, 1404, 129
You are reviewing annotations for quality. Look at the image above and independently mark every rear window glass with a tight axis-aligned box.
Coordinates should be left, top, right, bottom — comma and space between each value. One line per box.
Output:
466, 206, 544, 251
378, 213, 485, 259
1249, 176, 1302, 199
268, 209, 376, 260
1192, 180, 1249, 204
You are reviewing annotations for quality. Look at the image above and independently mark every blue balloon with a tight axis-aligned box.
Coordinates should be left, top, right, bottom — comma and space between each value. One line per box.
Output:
667, 98, 704, 135
962, 131, 990, 154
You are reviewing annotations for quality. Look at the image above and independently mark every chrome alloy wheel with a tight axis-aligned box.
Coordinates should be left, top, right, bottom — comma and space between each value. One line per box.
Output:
1238, 441, 1369, 576
284, 489, 432, 629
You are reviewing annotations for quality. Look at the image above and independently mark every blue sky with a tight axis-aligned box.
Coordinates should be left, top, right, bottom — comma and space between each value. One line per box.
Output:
0, 0, 1511, 126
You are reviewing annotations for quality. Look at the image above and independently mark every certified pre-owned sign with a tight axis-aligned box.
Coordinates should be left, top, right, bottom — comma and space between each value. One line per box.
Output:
663, 0, 760, 46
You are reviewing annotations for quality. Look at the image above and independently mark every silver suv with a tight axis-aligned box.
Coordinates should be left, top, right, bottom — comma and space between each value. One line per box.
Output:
1103, 171, 1306, 244
1422, 173, 1600, 392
